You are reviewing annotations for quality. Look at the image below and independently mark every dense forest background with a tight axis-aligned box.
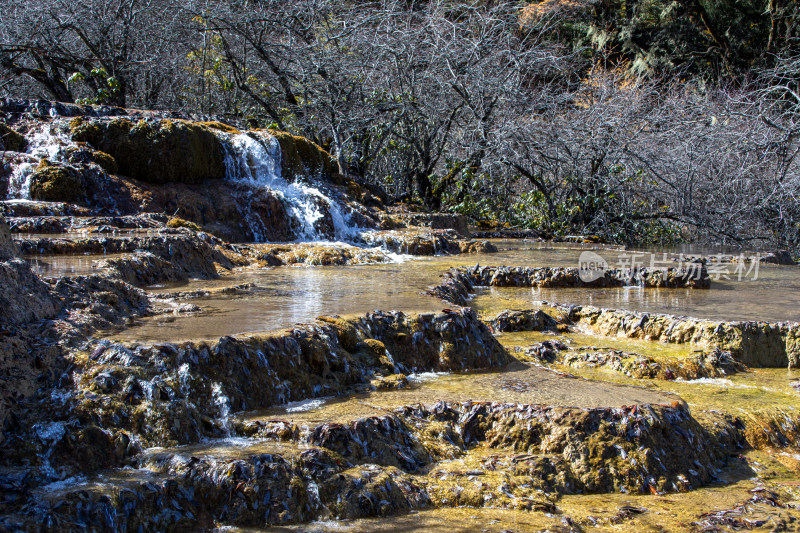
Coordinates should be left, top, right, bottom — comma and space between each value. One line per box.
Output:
1, 0, 798, 249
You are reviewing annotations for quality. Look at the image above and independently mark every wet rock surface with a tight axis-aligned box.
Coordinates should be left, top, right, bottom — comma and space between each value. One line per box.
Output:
555, 303, 800, 368
0, 307, 515, 530
0, 242, 60, 326
224, 242, 394, 267
69, 116, 228, 185
391, 212, 471, 237
0, 122, 27, 152
0, 396, 757, 531
760, 250, 796, 265
0, 215, 17, 258
27, 159, 85, 202
1, 109, 378, 243
518, 341, 748, 381
428, 264, 710, 306
490, 309, 562, 333
362, 229, 496, 256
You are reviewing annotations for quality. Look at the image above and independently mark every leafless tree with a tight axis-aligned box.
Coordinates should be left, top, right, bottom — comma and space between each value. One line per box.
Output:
0, 0, 189, 108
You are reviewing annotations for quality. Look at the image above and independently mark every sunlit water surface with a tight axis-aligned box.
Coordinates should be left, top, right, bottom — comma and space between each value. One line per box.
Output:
103, 240, 800, 343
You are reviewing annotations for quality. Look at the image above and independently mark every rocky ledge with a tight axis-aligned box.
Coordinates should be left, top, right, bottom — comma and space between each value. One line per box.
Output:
518, 340, 748, 381
2, 397, 741, 531
0, 304, 509, 487
427, 264, 710, 307
483, 304, 800, 369
555, 303, 800, 368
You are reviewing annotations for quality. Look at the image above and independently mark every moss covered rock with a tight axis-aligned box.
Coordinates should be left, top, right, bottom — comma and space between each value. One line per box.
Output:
197, 121, 241, 134
66, 145, 118, 174
269, 130, 337, 181
166, 217, 202, 231
28, 160, 85, 202
70, 117, 226, 184
0, 123, 27, 152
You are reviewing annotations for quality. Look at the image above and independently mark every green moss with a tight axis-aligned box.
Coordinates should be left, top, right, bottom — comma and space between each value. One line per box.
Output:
269, 130, 337, 182
317, 315, 361, 351
65, 145, 118, 174
354, 338, 396, 374
28, 160, 85, 202
372, 373, 408, 390
70, 118, 226, 184
0, 123, 27, 152
167, 217, 202, 231
197, 121, 241, 134
88, 150, 118, 174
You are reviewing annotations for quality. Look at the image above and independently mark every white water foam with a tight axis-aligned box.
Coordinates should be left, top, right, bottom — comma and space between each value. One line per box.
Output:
211, 382, 232, 436
677, 377, 756, 389
283, 396, 333, 413
407, 371, 449, 383
222, 131, 360, 242
7, 123, 77, 200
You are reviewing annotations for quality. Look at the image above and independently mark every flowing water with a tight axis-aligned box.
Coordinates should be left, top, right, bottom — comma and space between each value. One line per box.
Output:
24, 236, 800, 530
5, 123, 75, 198
223, 132, 361, 242
7, 123, 362, 242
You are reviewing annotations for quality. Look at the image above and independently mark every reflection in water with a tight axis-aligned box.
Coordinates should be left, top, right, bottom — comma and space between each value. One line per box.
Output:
472, 262, 800, 323
107, 240, 800, 343
25, 254, 118, 276
110, 241, 597, 342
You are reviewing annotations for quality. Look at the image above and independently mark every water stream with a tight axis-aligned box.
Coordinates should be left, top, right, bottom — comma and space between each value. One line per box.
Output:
7, 124, 363, 243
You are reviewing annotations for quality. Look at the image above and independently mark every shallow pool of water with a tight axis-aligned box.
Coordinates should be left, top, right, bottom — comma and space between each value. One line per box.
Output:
238, 362, 674, 428
472, 264, 800, 323
107, 240, 800, 343
25, 254, 123, 277
110, 241, 601, 342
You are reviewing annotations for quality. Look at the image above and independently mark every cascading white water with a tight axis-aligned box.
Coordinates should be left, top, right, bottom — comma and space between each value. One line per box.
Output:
6, 123, 77, 200
211, 382, 232, 436
4, 121, 364, 243
222, 131, 360, 242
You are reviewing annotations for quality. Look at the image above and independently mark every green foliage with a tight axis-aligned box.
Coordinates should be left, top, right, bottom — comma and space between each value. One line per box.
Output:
440, 164, 681, 245
70, 68, 123, 105
530, 0, 800, 82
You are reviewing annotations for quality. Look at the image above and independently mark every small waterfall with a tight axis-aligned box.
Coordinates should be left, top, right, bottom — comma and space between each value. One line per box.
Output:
222, 131, 360, 242
32, 421, 68, 479
6, 123, 76, 200
177, 363, 191, 397
211, 382, 232, 436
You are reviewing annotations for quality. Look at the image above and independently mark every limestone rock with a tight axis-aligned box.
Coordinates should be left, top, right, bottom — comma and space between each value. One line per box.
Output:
0, 216, 16, 259
28, 160, 85, 202
70, 117, 226, 184
0, 123, 27, 152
